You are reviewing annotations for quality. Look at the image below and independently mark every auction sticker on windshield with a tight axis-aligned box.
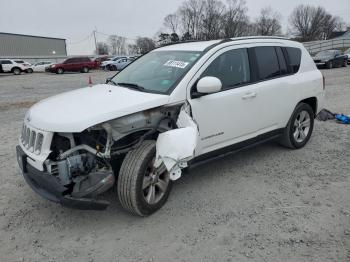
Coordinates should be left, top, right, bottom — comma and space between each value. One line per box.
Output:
164, 60, 189, 69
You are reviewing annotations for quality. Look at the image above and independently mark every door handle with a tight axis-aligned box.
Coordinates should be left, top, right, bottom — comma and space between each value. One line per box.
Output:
242, 92, 257, 100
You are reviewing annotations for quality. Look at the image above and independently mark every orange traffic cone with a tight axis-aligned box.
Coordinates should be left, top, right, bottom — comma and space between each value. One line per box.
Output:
88, 76, 93, 87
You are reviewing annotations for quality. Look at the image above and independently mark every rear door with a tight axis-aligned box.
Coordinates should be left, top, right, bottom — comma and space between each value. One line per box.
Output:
247, 46, 295, 133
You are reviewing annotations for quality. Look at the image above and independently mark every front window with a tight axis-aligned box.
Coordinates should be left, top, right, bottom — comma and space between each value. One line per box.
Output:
110, 51, 202, 94
201, 48, 250, 89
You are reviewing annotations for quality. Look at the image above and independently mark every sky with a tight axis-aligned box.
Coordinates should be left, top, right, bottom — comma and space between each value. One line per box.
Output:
0, 0, 349, 55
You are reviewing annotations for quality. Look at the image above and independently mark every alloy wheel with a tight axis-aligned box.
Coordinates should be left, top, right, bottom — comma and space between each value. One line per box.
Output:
142, 159, 170, 205
293, 110, 311, 143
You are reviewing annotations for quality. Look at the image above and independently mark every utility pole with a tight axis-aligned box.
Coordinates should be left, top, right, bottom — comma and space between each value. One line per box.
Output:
93, 28, 98, 55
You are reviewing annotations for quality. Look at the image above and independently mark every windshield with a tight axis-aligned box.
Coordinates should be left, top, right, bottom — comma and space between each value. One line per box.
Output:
110, 50, 202, 94
316, 51, 333, 57
345, 48, 350, 54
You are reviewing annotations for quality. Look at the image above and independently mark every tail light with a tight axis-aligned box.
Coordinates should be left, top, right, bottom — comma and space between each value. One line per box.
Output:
322, 75, 325, 90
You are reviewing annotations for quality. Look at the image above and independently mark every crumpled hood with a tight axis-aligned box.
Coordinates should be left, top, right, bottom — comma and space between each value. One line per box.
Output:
27, 84, 169, 132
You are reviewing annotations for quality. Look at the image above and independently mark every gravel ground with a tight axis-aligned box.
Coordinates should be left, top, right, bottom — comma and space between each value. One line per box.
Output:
0, 68, 349, 262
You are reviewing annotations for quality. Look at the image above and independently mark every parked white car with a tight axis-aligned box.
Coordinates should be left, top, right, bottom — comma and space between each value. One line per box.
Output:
14, 60, 34, 73
32, 61, 53, 72
0, 59, 33, 75
17, 37, 325, 216
100, 56, 128, 70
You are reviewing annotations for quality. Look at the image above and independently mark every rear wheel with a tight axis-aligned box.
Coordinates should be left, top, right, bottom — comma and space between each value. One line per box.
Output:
26, 68, 33, 73
118, 140, 172, 216
279, 103, 314, 149
12, 67, 21, 75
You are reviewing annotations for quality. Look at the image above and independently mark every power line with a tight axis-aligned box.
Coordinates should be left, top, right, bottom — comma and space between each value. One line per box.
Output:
66, 33, 93, 45
94, 30, 137, 41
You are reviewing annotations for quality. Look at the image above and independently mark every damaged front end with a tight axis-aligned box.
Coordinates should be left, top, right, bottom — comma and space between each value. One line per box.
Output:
17, 103, 198, 210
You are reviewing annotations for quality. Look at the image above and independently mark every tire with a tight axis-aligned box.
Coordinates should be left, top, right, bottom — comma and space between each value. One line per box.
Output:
12, 67, 21, 75
343, 61, 348, 67
118, 140, 172, 216
326, 61, 333, 69
279, 103, 314, 149
56, 68, 64, 74
110, 65, 117, 71
26, 68, 33, 73
82, 67, 89, 73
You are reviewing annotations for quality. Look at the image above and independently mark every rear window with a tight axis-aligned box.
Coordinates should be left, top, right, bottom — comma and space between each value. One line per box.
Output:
0, 60, 12, 64
254, 46, 280, 80
275, 47, 288, 75
285, 47, 302, 74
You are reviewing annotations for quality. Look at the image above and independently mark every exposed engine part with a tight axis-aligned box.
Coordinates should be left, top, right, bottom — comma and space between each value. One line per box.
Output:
56, 153, 96, 185
71, 170, 115, 198
107, 105, 181, 141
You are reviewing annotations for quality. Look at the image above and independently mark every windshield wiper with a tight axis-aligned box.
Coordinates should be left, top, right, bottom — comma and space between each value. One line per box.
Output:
117, 82, 146, 92
106, 78, 118, 86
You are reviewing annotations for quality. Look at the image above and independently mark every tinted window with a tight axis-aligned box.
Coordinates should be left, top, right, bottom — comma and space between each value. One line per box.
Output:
80, 57, 90, 62
255, 47, 280, 80
276, 47, 288, 75
201, 48, 250, 89
285, 47, 302, 74
1, 60, 12, 64
64, 58, 74, 64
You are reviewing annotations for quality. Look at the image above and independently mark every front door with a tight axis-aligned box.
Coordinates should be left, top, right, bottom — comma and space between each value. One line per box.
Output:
188, 47, 261, 155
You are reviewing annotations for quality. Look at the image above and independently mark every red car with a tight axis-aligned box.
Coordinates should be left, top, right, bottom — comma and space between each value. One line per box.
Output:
46, 57, 97, 74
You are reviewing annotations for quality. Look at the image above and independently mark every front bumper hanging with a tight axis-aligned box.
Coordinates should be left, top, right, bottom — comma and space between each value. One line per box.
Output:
16, 146, 109, 210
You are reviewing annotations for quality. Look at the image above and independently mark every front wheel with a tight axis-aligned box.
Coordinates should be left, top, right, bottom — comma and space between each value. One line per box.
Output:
326, 61, 333, 69
118, 140, 172, 216
26, 68, 33, 73
56, 68, 64, 74
82, 67, 89, 73
279, 103, 314, 149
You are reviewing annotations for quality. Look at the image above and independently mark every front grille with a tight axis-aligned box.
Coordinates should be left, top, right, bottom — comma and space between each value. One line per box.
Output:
21, 123, 44, 155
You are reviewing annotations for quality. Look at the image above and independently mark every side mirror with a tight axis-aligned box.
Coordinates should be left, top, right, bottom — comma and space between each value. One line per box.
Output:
192, 77, 222, 98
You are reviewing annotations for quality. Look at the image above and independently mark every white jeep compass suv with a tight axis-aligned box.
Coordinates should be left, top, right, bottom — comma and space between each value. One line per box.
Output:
16, 37, 325, 216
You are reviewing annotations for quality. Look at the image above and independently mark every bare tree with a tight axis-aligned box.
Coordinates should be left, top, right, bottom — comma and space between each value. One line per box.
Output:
221, 0, 250, 38
164, 14, 180, 34
253, 7, 282, 36
108, 35, 119, 55
289, 5, 342, 41
178, 0, 205, 40
135, 37, 156, 54
321, 15, 345, 39
96, 42, 109, 55
201, 0, 225, 40
108, 35, 127, 55
128, 44, 139, 55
